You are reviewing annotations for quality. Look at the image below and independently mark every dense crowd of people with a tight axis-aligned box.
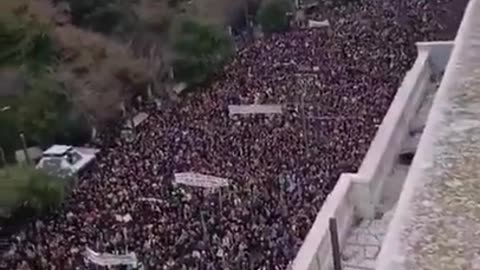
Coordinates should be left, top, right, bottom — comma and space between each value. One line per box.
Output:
2, 0, 465, 269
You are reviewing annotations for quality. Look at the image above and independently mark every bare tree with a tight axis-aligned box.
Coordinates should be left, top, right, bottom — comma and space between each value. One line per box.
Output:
54, 26, 152, 126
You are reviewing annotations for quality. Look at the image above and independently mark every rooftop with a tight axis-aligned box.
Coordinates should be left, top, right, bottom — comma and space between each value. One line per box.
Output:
376, 0, 480, 269
43, 145, 72, 156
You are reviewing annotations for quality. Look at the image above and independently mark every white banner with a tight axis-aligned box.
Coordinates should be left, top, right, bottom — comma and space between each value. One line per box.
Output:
85, 247, 138, 267
228, 104, 282, 116
308, 19, 330, 28
174, 172, 230, 188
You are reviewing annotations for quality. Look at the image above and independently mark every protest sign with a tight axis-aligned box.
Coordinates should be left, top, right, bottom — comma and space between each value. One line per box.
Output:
228, 104, 282, 116
174, 172, 230, 188
85, 247, 138, 267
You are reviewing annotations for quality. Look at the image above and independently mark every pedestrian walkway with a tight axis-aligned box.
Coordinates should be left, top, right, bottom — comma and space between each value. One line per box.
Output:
340, 206, 394, 270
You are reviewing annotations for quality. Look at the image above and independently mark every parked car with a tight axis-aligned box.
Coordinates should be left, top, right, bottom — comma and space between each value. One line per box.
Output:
36, 145, 99, 178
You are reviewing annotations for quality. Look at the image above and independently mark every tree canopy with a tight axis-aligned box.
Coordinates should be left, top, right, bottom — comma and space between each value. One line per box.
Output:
0, 1, 54, 73
0, 165, 67, 215
171, 18, 233, 85
0, 1, 73, 156
0, 72, 92, 160
16, 74, 91, 147
55, 26, 152, 125
256, 0, 293, 34
62, 0, 138, 35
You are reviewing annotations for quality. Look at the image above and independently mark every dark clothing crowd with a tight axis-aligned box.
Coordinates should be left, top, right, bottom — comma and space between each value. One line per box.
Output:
1, 0, 465, 269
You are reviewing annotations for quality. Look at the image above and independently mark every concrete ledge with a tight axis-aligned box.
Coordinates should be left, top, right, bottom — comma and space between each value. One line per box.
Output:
375, 0, 478, 268
291, 173, 356, 270
416, 41, 454, 75
351, 45, 432, 218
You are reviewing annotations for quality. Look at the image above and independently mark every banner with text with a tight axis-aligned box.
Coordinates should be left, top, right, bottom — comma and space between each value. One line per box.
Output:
85, 247, 138, 267
174, 172, 230, 188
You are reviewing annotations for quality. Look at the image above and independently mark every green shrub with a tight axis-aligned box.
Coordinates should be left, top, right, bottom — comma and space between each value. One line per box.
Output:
64, 0, 111, 26
15, 75, 92, 147
0, 6, 54, 73
64, 0, 138, 35
0, 3, 56, 157
171, 18, 233, 85
0, 165, 67, 215
256, 0, 293, 33
54, 113, 92, 146
4, 74, 92, 151
20, 169, 67, 214
16, 75, 69, 146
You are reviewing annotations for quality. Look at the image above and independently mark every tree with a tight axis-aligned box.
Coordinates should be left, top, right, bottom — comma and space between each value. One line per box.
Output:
135, 0, 173, 32
15, 74, 89, 147
20, 168, 67, 215
55, 26, 151, 126
54, 112, 92, 146
0, 1, 60, 156
0, 165, 67, 215
16, 75, 67, 146
171, 18, 233, 85
0, 0, 54, 73
0, 71, 92, 151
63, 0, 108, 25
256, 0, 293, 33
63, 0, 138, 35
